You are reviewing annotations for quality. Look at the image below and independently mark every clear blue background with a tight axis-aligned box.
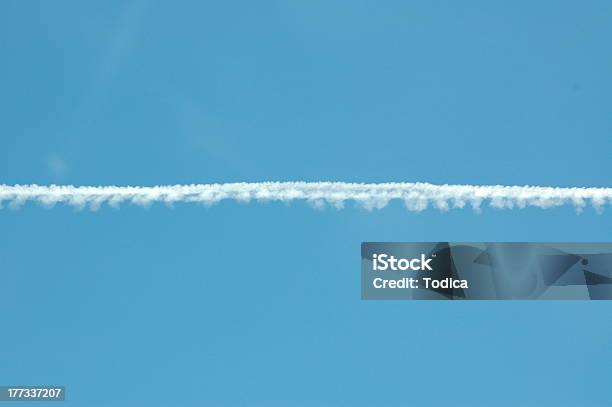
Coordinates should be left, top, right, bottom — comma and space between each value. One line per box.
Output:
1, 1, 611, 406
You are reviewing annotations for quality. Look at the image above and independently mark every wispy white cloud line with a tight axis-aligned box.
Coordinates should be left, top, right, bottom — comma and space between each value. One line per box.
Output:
0, 182, 610, 212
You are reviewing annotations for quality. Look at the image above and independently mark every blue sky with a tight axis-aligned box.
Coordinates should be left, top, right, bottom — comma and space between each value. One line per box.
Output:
1, 1, 611, 406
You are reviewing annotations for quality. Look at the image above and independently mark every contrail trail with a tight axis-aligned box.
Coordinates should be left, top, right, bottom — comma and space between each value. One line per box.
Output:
0, 182, 611, 212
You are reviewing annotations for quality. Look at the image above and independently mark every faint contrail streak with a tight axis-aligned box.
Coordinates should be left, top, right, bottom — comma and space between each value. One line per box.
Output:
0, 182, 610, 212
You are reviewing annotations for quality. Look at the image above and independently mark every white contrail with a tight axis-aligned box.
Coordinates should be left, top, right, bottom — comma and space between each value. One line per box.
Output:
0, 182, 611, 212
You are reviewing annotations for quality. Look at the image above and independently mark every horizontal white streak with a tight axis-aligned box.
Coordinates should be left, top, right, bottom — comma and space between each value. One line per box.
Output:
0, 182, 610, 212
